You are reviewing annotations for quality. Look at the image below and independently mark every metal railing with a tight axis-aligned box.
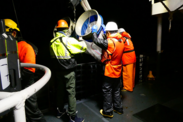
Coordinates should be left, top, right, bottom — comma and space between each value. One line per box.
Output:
0, 63, 51, 122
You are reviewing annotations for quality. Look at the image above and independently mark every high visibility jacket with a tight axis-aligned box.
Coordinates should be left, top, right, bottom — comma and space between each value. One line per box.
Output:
121, 32, 136, 65
18, 41, 36, 73
50, 32, 87, 70
122, 31, 131, 39
92, 33, 124, 78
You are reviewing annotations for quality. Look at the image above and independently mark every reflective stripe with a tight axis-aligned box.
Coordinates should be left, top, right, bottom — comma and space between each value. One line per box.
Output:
59, 31, 66, 36
65, 37, 69, 56
51, 55, 71, 59
112, 38, 118, 42
126, 39, 129, 45
56, 55, 71, 59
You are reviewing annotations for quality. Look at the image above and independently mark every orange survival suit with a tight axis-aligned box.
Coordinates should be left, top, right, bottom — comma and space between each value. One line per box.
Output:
121, 32, 136, 92
92, 32, 124, 115
101, 33, 124, 78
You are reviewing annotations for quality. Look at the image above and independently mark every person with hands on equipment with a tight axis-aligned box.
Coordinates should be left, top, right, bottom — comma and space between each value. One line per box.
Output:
91, 22, 124, 118
50, 19, 86, 122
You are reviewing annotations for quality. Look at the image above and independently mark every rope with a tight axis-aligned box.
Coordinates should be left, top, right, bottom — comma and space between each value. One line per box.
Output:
74, 6, 76, 24
11, 0, 23, 38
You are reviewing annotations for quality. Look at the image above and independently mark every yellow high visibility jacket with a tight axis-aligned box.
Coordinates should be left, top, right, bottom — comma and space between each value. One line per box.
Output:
50, 32, 87, 70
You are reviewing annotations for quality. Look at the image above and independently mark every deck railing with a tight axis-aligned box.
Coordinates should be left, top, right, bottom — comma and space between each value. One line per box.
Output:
0, 63, 51, 122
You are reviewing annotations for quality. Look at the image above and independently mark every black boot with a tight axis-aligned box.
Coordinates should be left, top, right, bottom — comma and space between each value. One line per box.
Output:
113, 107, 123, 115
69, 114, 84, 122
100, 109, 113, 118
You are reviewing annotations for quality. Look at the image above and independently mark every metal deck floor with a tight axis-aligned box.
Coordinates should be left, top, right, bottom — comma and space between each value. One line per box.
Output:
1, 75, 183, 122
43, 76, 183, 122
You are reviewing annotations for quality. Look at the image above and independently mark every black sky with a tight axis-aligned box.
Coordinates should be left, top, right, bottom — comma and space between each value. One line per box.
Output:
1, 0, 183, 67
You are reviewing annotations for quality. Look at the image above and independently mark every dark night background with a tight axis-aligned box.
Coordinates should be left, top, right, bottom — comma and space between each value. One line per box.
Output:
1, 0, 183, 66
0, 0, 155, 66
1, 0, 183, 87
1, 0, 183, 84
1, 0, 183, 118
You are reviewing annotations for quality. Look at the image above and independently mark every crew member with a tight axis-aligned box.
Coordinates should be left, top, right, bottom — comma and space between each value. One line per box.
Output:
91, 22, 124, 118
4, 18, 46, 122
119, 28, 136, 92
50, 19, 86, 122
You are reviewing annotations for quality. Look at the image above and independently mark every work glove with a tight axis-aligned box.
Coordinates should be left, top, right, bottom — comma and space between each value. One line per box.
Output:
91, 25, 98, 33
78, 36, 83, 41
101, 24, 106, 34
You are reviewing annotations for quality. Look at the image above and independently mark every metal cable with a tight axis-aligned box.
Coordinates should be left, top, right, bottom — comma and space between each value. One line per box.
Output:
11, 0, 23, 38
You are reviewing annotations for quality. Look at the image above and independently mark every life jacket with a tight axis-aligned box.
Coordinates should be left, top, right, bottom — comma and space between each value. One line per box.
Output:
18, 41, 36, 73
121, 32, 136, 65
122, 31, 131, 39
101, 33, 124, 78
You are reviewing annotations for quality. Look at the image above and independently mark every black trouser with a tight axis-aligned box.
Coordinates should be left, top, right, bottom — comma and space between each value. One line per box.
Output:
102, 76, 123, 113
21, 68, 46, 122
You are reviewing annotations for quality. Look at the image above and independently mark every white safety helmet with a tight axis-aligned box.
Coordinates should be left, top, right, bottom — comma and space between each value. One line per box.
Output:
118, 28, 125, 33
105, 21, 118, 31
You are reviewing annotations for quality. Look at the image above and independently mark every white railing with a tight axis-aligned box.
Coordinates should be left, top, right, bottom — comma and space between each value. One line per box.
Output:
0, 63, 51, 122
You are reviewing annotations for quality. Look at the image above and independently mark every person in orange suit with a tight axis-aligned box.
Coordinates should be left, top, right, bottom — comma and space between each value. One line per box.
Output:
118, 28, 136, 92
91, 22, 124, 118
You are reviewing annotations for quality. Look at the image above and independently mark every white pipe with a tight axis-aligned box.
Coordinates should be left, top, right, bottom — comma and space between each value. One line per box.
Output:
83, 0, 91, 10
157, 15, 162, 53
81, 1, 88, 11
80, 0, 91, 11
0, 63, 51, 115
0, 92, 15, 100
14, 106, 26, 122
151, 0, 154, 4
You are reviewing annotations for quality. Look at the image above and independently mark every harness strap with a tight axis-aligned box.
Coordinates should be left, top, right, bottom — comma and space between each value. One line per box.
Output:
59, 37, 73, 56
7, 51, 17, 54
50, 36, 72, 59
102, 38, 118, 63
108, 38, 116, 55
124, 50, 134, 53
124, 37, 129, 43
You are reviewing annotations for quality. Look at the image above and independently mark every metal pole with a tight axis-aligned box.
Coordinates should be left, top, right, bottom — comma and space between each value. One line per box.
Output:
157, 15, 162, 53
156, 15, 162, 80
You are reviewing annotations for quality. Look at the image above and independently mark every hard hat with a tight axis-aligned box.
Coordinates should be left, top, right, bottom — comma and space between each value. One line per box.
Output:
118, 28, 125, 33
4, 19, 20, 32
56, 19, 68, 28
105, 21, 118, 31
